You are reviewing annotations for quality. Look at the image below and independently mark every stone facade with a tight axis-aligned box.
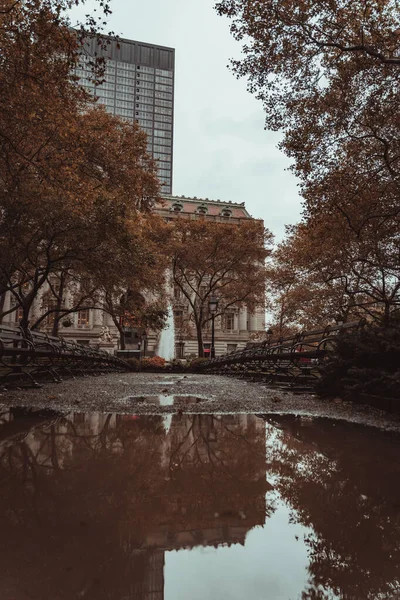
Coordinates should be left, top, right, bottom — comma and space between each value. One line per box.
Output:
1, 196, 266, 358
157, 195, 266, 359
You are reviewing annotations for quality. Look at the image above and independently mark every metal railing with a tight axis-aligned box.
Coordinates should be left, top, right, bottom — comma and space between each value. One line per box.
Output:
0, 324, 130, 388
197, 321, 365, 389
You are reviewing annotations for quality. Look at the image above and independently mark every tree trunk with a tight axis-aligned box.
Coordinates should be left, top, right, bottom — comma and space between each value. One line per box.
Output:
120, 329, 126, 350
383, 301, 391, 326
196, 321, 204, 357
51, 276, 66, 337
0, 280, 7, 323
20, 304, 31, 332
111, 313, 125, 349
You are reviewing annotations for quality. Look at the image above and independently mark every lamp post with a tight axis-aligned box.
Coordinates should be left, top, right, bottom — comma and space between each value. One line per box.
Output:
142, 331, 147, 358
208, 295, 219, 359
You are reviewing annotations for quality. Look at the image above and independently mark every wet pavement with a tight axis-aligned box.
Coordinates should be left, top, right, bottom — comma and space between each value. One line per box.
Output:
1, 407, 400, 599
1, 373, 400, 431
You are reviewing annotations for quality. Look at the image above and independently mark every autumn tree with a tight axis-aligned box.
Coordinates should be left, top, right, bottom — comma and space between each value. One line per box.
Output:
0, 1, 168, 334
217, 0, 400, 328
171, 218, 272, 356
269, 211, 399, 330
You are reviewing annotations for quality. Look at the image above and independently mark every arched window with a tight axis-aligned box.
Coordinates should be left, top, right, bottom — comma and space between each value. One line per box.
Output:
196, 203, 208, 215
220, 207, 232, 218
171, 200, 183, 213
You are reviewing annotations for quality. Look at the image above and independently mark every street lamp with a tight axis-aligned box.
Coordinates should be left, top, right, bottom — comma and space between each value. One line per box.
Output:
141, 331, 148, 357
208, 295, 219, 359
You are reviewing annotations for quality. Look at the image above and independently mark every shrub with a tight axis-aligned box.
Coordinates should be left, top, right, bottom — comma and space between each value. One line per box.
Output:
124, 357, 141, 372
141, 356, 166, 370
190, 357, 209, 371
165, 358, 191, 372
317, 320, 400, 400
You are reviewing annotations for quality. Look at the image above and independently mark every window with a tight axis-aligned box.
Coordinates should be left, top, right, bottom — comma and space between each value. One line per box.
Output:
116, 84, 134, 93
154, 153, 171, 162
117, 92, 134, 101
117, 76, 135, 85
137, 81, 154, 90
154, 114, 172, 123
138, 66, 155, 74
135, 103, 153, 112
203, 343, 211, 357
137, 73, 154, 82
155, 98, 173, 108
44, 299, 58, 327
154, 121, 172, 131
155, 83, 172, 92
14, 305, 24, 323
155, 106, 172, 115
155, 91, 172, 100
155, 75, 173, 84
95, 81, 115, 91
196, 203, 208, 215
171, 200, 183, 213
175, 342, 185, 358
227, 343, 237, 353
221, 207, 232, 218
156, 68, 173, 78
174, 310, 184, 328
116, 108, 134, 117
77, 309, 90, 327
225, 313, 235, 331
116, 100, 134, 109
154, 142, 172, 151
154, 129, 172, 138
174, 286, 182, 300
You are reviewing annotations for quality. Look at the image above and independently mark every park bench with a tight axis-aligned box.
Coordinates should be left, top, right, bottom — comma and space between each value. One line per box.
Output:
200, 320, 364, 389
0, 324, 129, 388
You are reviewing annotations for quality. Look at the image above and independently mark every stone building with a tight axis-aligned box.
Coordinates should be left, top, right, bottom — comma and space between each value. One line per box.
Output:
1, 195, 266, 357
155, 195, 266, 359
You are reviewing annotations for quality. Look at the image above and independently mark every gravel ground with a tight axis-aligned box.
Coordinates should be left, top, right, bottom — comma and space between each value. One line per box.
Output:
1, 372, 400, 431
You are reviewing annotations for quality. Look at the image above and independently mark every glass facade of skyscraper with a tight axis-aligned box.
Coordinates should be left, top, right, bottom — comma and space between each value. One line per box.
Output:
76, 37, 175, 194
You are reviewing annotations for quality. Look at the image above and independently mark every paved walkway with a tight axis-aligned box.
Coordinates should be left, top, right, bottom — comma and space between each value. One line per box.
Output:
1, 373, 400, 431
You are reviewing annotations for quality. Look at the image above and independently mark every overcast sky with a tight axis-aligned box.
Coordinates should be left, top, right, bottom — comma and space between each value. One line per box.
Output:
70, 0, 302, 241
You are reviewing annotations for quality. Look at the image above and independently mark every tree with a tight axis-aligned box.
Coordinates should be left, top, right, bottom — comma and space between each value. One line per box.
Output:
171, 218, 272, 356
0, 1, 167, 332
268, 209, 399, 331
217, 1, 400, 330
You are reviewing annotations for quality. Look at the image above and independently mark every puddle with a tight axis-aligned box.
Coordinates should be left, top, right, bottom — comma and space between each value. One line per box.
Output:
1, 408, 400, 599
126, 394, 212, 408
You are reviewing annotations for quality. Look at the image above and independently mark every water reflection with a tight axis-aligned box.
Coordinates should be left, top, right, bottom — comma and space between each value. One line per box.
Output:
0, 409, 400, 599
264, 415, 400, 600
0, 409, 268, 599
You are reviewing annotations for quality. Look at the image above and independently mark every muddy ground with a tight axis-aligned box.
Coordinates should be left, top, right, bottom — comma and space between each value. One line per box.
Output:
1, 372, 400, 432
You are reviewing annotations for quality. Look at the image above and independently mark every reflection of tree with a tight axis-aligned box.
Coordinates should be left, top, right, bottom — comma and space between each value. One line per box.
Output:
263, 416, 400, 600
0, 410, 269, 600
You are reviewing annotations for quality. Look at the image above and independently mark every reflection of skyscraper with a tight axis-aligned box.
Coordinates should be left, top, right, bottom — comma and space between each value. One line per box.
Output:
0, 411, 268, 600
76, 36, 175, 194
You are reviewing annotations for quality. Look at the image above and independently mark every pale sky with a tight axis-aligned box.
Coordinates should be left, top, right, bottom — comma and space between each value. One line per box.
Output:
70, 0, 302, 241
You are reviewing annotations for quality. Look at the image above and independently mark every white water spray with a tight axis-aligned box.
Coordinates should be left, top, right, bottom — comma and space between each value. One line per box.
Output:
157, 305, 175, 361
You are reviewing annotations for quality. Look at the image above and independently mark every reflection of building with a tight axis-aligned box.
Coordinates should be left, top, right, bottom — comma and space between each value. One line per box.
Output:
0, 409, 268, 600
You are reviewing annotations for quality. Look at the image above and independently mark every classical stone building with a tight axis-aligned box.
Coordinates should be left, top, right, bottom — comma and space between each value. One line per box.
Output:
155, 195, 266, 359
1, 195, 265, 357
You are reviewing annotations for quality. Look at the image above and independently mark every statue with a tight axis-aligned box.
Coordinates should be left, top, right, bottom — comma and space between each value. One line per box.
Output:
98, 326, 113, 343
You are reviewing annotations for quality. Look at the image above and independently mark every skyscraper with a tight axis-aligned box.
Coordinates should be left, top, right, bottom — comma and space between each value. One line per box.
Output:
76, 36, 175, 194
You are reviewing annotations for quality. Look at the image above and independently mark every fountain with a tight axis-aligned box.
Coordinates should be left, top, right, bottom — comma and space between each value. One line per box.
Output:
157, 305, 175, 361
